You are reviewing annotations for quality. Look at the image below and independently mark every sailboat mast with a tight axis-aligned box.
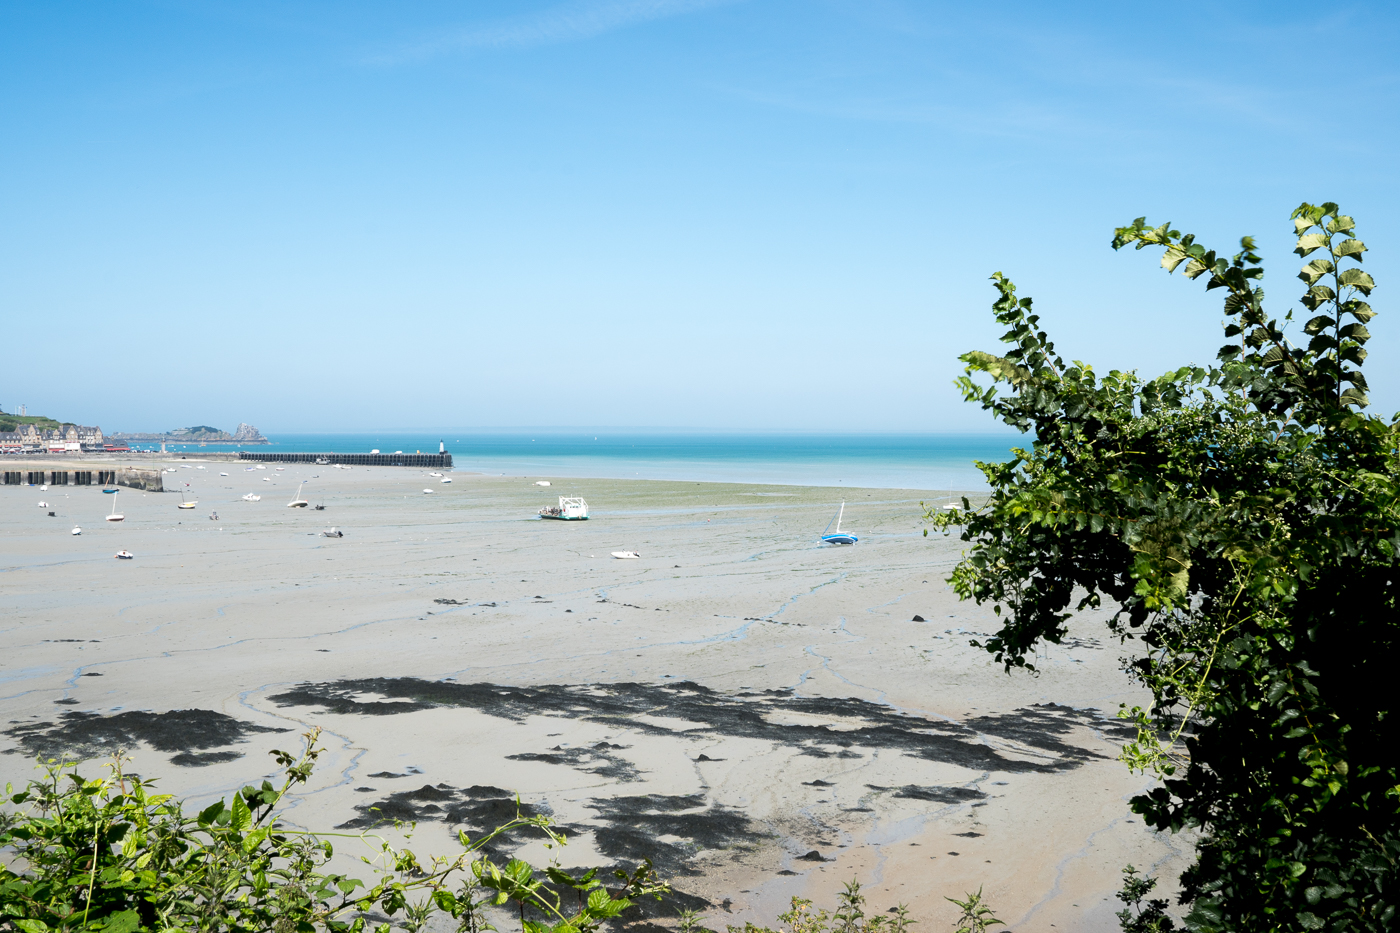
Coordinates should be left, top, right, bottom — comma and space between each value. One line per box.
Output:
836, 501, 844, 533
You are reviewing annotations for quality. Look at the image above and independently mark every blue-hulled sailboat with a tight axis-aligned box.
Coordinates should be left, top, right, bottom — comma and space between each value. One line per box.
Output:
821, 502, 858, 545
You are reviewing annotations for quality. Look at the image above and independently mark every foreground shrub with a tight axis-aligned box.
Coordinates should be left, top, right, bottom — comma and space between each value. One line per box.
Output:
0, 729, 666, 932
934, 201, 1400, 930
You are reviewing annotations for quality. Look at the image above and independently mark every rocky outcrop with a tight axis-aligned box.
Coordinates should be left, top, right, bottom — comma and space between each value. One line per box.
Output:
232, 423, 265, 441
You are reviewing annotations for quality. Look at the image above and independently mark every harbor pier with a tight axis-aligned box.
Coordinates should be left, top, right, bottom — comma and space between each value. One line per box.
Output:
237, 451, 452, 468
1, 465, 163, 492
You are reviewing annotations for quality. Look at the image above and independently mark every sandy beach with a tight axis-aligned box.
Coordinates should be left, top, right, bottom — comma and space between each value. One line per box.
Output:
1, 461, 1190, 931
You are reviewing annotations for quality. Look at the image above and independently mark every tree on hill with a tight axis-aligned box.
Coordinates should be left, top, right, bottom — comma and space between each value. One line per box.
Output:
933, 202, 1398, 931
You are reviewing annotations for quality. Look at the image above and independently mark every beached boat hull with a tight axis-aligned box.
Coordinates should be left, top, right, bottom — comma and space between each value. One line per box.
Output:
821, 533, 858, 545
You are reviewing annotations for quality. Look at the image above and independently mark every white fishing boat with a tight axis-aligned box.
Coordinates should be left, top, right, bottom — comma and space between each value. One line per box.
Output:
441, 477, 452, 484
539, 496, 588, 520
322, 527, 343, 538
611, 550, 640, 559
37, 500, 48, 508
287, 482, 309, 508
821, 502, 858, 545
114, 550, 134, 560
241, 492, 261, 501
106, 495, 123, 522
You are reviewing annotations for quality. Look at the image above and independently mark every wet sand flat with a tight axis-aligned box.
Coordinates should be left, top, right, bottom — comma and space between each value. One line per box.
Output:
0, 462, 1189, 931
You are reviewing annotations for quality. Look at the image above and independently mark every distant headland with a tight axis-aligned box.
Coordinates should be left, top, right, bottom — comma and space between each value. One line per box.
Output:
110, 423, 269, 445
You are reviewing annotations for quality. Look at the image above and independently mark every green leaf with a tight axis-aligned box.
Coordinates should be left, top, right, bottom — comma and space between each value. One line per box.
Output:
1338, 268, 1375, 294
1303, 315, 1334, 336
1340, 387, 1369, 407
13, 921, 51, 933
1296, 232, 1329, 257
1335, 238, 1367, 259
1298, 259, 1334, 285
1346, 301, 1375, 323
230, 793, 252, 832
198, 800, 225, 825
100, 911, 142, 933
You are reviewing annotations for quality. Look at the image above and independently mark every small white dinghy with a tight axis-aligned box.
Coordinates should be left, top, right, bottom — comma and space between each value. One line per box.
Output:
535, 480, 551, 486
71, 526, 81, 535
37, 500, 49, 508
287, 482, 309, 508
114, 550, 134, 560
321, 527, 343, 538
611, 551, 640, 559
242, 492, 261, 502
429, 472, 443, 477
441, 477, 452, 484
177, 495, 197, 510
423, 488, 434, 494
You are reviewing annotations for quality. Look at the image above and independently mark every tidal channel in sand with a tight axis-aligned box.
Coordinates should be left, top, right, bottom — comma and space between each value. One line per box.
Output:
1, 461, 1190, 931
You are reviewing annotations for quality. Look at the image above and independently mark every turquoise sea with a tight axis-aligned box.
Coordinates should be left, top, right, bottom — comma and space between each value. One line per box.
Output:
149, 432, 1022, 491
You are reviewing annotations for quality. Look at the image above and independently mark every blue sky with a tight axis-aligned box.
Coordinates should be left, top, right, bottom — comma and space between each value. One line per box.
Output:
2, 1, 1397, 433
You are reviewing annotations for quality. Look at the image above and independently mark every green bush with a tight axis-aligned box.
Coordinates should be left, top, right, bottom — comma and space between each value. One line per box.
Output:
933, 202, 1400, 930
0, 729, 666, 932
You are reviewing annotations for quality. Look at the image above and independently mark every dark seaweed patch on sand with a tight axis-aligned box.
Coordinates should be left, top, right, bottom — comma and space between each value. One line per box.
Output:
270, 679, 1113, 774
3, 710, 287, 762
171, 750, 244, 767
337, 782, 546, 832
867, 784, 987, 804
507, 742, 641, 782
584, 794, 762, 877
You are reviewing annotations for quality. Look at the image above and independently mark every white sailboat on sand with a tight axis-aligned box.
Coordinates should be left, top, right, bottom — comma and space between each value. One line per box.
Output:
106, 493, 124, 522
821, 502, 858, 545
287, 482, 309, 508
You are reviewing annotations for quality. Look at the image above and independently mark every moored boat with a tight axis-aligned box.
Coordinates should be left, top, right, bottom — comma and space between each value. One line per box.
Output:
821, 502, 858, 545
539, 496, 588, 520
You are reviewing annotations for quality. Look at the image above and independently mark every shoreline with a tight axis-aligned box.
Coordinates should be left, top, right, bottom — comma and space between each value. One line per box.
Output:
1, 469, 1180, 931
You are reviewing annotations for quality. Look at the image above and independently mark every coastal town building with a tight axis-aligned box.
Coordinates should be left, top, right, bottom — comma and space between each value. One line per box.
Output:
2, 423, 105, 453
